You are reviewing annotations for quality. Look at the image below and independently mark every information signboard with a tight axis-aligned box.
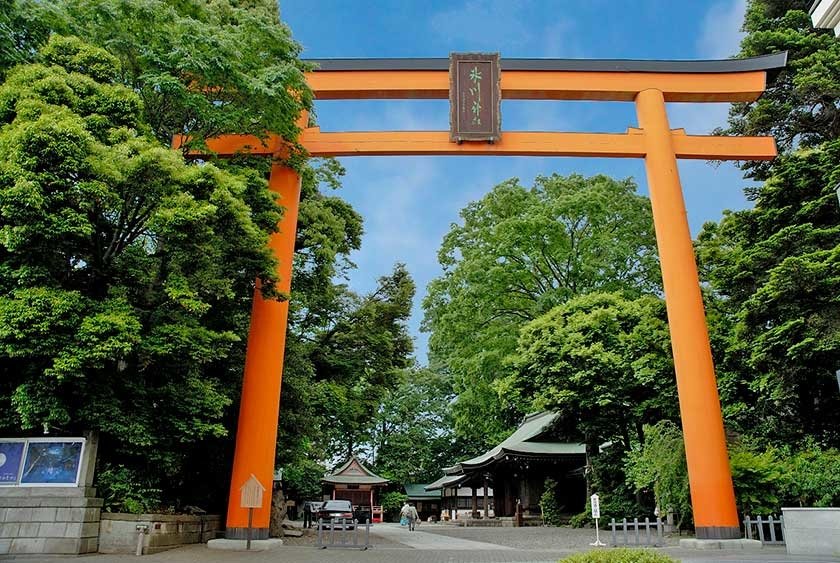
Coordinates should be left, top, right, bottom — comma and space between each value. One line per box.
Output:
240, 474, 265, 509
589, 493, 605, 546
0, 441, 24, 485
20, 440, 84, 485
590, 493, 601, 519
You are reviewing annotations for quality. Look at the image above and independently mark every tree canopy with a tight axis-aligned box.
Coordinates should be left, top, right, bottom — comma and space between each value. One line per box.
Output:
699, 0, 840, 448
0, 35, 279, 479
423, 174, 661, 448
0, 1, 420, 513
509, 293, 677, 451
721, 0, 840, 179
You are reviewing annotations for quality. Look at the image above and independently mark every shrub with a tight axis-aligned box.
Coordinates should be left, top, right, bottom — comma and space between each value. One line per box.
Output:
569, 507, 591, 528
782, 442, 840, 507
729, 441, 840, 513
729, 447, 785, 515
560, 548, 677, 563
380, 491, 409, 523
540, 477, 562, 526
625, 421, 691, 527
96, 465, 163, 514
380, 491, 408, 511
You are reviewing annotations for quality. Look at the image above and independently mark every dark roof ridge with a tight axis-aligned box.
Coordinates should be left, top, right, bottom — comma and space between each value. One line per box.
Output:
305, 52, 787, 74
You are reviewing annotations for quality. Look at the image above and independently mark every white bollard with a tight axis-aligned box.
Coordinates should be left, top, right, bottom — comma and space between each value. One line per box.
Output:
135, 524, 149, 556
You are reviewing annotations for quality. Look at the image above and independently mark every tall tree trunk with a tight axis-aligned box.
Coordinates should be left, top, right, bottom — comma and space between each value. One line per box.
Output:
269, 484, 287, 538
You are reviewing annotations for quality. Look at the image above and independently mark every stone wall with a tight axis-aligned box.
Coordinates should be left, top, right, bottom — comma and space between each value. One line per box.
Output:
782, 507, 840, 557
99, 513, 221, 554
0, 487, 102, 555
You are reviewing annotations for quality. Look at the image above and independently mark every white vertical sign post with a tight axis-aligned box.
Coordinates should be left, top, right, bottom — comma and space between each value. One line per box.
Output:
589, 493, 605, 546
240, 474, 266, 550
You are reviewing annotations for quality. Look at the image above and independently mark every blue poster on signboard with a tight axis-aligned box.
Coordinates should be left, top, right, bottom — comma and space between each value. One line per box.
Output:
20, 441, 83, 485
0, 442, 25, 484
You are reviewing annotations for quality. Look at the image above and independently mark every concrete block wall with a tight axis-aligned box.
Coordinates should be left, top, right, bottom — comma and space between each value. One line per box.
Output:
99, 513, 221, 554
782, 507, 840, 556
0, 487, 102, 555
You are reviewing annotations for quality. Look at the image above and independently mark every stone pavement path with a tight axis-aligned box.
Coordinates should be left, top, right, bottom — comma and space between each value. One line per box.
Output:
7, 524, 840, 563
371, 522, 515, 550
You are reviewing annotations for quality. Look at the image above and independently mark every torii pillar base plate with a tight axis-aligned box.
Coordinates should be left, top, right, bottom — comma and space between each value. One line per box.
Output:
207, 538, 284, 552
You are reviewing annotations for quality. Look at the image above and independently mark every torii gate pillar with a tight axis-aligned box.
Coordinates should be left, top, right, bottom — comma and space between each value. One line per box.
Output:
636, 89, 739, 539
224, 161, 301, 540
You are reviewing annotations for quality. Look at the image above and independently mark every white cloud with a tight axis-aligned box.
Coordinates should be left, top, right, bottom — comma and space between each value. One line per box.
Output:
427, 0, 581, 58
659, 0, 754, 239
665, 0, 747, 135
697, 0, 748, 60
429, 0, 533, 52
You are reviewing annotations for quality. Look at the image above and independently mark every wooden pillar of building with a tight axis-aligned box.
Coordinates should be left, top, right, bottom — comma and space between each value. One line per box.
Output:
471, 487, 478, 518
483, 475, 490, 519
224, 161, 302, 540
635, 89, 740, 540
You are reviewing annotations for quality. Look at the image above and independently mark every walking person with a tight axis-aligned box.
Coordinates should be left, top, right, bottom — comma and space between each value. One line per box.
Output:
402, 502, 420, 531
399, 502, 410, 527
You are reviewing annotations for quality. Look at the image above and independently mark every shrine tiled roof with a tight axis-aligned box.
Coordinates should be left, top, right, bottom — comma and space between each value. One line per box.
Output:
442, 412, 586, 476
322, 455, 388, 485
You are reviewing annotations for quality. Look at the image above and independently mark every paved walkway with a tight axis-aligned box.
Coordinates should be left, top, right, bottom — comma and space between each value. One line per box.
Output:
6, 524, 840, 563
372, 522, 515, 550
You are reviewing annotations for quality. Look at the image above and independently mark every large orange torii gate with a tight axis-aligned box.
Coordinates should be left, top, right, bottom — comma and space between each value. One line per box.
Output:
188, 53, 786, 541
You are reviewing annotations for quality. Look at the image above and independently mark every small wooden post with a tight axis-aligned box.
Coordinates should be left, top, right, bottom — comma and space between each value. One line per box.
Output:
246, 507, 253, 550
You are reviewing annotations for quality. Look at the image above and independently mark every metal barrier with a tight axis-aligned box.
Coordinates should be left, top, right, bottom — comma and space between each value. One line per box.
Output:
610, 517, 664, 547
743, 514, 785, 545
316, 518, 371, 550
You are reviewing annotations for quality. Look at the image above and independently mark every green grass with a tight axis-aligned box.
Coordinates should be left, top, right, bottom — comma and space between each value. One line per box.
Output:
559, 548, 677, 563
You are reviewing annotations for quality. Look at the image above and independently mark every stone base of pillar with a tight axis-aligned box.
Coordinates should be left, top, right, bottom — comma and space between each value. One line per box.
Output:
695, 526, 742, 540
679, 538, 762, 550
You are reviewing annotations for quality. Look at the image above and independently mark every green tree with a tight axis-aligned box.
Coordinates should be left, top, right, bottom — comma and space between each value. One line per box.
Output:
312, 264, 416, 459
509, 293, 677, 453
721, 0, 840, 179
0, 0, 59, 76
699, 0, 840, 447
0, 36, 280, 481
423, 174, 660, 449
507, 292, 677, 517
0, 1, 391, 514
53, 0, 312, 150
275, 264, 415, 467
370, 368, 462, 484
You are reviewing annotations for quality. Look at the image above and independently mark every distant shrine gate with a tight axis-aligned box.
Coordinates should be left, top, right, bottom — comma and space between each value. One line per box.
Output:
183, 52, 787, 541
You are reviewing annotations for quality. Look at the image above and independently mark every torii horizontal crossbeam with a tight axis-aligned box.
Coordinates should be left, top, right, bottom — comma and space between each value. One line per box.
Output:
303, 53, 787, 102
184, 129, 777, 161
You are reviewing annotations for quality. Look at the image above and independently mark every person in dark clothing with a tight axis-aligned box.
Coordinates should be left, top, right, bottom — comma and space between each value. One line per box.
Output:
303, 501, 312, 529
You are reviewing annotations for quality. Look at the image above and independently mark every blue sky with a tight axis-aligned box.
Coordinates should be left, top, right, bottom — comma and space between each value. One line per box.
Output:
280, 0, 753, 364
